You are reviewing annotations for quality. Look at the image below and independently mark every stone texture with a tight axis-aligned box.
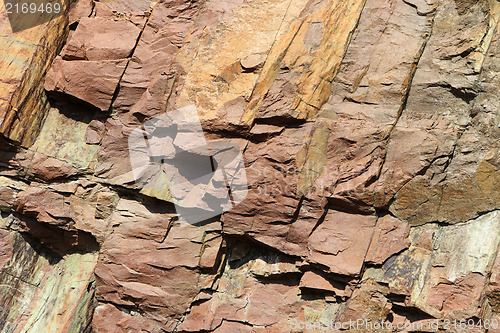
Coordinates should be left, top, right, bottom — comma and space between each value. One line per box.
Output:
365, 211, 500, 319
94, 198, 222, 330
44, 6, 144, 112
299, 270, 352, 297
45, 58, 128, 111
0, 227, 96, 332
307, 211, 377, 276
365, 215, 411, 265
61, 17, 141, 61
0, 0, 499, 331
0, 0, 69, 146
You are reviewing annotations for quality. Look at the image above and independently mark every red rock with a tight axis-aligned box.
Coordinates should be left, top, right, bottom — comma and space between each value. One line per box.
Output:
307, 211, 377, 276
111, 0, 198, 116
28, 152, 80, 181
213, 321, 253, 333
92, 303, 163, 333
85, 119, 106, 145
68, 0, 94, 27
0, 0, 499, 329
427, 273, 486, 318
61, 17, 141, 61
94, 198, 222, 329
45, 58, 128, 111
365, 215, 411, 265
299, 270, 352, 297
0, 187, 16, 210
339, 279, 392, 323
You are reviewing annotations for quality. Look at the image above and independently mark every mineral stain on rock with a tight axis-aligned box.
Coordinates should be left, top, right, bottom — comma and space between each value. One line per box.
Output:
0, 0, 499, 331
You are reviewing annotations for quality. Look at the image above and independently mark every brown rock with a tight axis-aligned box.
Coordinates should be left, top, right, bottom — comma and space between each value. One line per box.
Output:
0, 187, 15, 210
365, 215, 411, 265
299, 271, 352, 297
1, 0, 500, 330
0, 1, 69, 146
339, 280, 392, 324
93, 303, 147, 332
427, 273, 486, 318
240, 54, 266, 71
307, 211, 377, 276
111, 0, 197, 116
0, 176, 27, 210
61, 17, 141, 61
85, 119, 105, 145
28, 152, 80, 181
94, 198, 222, 329
0, 229, 14, 270
68, 0, 94, 27
45, 58, 127, 111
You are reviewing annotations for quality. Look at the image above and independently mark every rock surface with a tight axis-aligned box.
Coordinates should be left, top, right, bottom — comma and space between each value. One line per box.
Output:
0, 0, 499, 331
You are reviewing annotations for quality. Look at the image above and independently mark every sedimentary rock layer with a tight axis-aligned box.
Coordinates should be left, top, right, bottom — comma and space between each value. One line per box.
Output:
0, 0, 498, 331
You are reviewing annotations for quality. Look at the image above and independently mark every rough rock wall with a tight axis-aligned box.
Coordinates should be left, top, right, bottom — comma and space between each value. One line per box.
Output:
0, 0, 499, 331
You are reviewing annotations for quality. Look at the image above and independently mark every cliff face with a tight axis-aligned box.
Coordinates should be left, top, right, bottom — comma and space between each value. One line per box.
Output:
0, 0, 499, 331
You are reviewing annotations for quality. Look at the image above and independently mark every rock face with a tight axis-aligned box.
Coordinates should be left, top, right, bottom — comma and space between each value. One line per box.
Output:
0, 0, 499, 331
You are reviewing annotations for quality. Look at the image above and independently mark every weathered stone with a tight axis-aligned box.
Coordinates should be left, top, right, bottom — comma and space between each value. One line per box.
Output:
0, 232, 97, 332
45, 58, 128, 111
0, 176, 28, 211
68, 0, 94, 26
389, 20, 500, 225
240, 54, 266, 71
0, 229, 13, 269
94, 197, 222, 329
0, 1, 69, 146
365, 215, 411, 265
61, 17, 141, 61
367, 211, 500, 318
92, 303, 164, 333
0, 0, 499, 330
338, 279, 392, 326
179, 244, 305, 332
28, 152, 81, 181
85, 119, 106, 145
299, 270, 352, 297
307, 211, 377, 276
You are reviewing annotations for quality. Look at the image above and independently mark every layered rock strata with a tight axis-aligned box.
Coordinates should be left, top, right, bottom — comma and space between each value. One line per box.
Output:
0, 0, 499, 331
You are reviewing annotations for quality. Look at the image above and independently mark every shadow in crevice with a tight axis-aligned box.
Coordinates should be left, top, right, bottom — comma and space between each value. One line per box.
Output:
46, 96, 104, 125
10, 213, 100, 257
225, 235, 301, 271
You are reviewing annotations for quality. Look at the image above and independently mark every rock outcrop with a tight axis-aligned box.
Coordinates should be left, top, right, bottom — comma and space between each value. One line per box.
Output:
0, 0, 499, 331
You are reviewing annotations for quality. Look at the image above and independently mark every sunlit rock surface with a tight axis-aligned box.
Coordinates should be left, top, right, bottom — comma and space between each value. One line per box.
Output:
0, 0, 499, 331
